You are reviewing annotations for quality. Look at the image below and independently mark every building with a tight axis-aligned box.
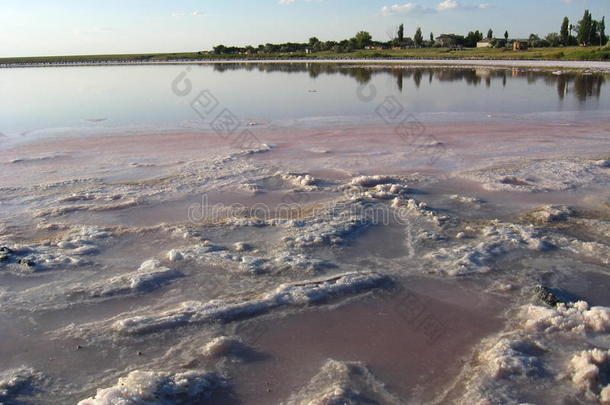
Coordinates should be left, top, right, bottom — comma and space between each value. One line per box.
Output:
435, 34, 464, 47
512, 40, 528, 51
476, 39, 493, 48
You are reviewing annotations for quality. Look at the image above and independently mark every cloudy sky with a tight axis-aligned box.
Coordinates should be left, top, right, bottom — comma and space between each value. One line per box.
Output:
1, 0, 608, 57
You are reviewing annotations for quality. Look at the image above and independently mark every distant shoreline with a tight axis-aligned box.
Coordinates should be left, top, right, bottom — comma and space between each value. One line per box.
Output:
1, 58, 609, 72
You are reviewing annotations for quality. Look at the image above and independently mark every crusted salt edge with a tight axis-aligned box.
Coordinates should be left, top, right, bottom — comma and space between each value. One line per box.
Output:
424, 223, 550, 276
448, 334, 547, 405
520, 301, 610, 333
280, 359, 403, 405
76, 369, 224, 405
569, 348, 610, 403
280, 198, 372, 248
0, 367, 41, 402
201, 336, 247, 358
450, 194, 483, 205
168, 243, 333, 274
552, 236, 610, 265
392, 197, 452, 227
0, 225, 112, 273
462, 157, 610, 192
69, 259, 182, 300
364, 183, 407, 200
32, 198, 140, 218
112, 271, 389, 335
526, 204, 575, 224
14, 147, 276, 225
443, 300, 610, 405
167, 244, 271, 274
281, 173, 318, 190
349, 175, 394, 188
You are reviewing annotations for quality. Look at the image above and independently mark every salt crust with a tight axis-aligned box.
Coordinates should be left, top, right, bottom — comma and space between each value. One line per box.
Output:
76, 369, 224, 405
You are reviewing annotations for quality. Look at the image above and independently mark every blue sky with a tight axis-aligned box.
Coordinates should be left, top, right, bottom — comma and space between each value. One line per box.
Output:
1, 0, 608, 57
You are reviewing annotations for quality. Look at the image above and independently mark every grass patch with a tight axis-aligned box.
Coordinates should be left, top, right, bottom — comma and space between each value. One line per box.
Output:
1, 46, 609, 64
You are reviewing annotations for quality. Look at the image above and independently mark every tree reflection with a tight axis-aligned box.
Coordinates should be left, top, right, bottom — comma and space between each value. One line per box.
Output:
209, 63, 606, 102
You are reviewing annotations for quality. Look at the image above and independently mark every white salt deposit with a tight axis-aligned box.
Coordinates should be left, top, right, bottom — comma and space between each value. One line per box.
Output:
527, 205, 574, 224
569, 349, 610, 403
520, 301, 610, 334
0, 367, 40, 403
463, 157, 610, 192
280, 359, 403, 405
69, 259, 181, 300
282, 173, 318, 190
201, 336, 247, 358
349, 175, 394, 188
110, 271, 388, 335
444, 299, 610, 404
76, 369, 224, 405
425, 223, 550, 275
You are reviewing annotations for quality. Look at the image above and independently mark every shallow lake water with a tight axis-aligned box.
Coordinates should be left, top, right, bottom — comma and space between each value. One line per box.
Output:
1, 63, 608, 142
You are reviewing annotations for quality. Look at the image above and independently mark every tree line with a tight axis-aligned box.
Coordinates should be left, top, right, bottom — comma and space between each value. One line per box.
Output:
211, 9, 607, 54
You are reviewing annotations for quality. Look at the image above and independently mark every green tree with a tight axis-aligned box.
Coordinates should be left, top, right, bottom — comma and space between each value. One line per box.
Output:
398, 24, 404, 43
578, 10, 593, 45
430, 32, 434, 42
353, 31, 372, 49
591, 20, 599, 45
546, 32, 561, 47
414, 27, 423, 47
465, 30, 483, 47
601, 17, 607, 45
308, 37, 321, 52
487, 29, 493, 39
561, 17, 570, 45
504, 30, 509, 41
213, 45, 227, 54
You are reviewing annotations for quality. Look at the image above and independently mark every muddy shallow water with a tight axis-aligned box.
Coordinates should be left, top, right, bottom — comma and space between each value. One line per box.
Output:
1, 64, 610, 405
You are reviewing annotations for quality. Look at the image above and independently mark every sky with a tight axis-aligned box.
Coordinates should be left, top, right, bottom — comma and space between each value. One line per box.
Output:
0, 0, 608, 57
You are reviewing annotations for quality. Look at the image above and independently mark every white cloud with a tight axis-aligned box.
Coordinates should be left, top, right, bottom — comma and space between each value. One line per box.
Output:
278, 0, 321, 4
436, 0, 458, 11
171, 11, 207, 17
382, 1, 488, 16
437, 0, 489, 11
381, 3, 434, 16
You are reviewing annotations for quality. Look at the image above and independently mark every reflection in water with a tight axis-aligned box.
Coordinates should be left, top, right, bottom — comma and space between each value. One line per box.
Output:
213, 63, 606, 102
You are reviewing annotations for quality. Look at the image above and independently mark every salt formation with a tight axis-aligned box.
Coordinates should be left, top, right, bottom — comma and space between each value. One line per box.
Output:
521, 301, 610, 334
450, 194, 483, 206
281, 173, 318, 190
425, 223, 550, 275
281, 359, 404, 405
201, 336, 248, 358
167, 244, 270, 274
462, 157, 610, 192
366, 184, 407, 200
69, 259, 181, 300
272, 251, 334, 273
281, 199, 371, 248
392, 197, 452, 227
444, 299, 610, 404
33, 198, 139, 218
526, 205, 574, 224
168, 240, 332, 274
104, 272, 389, 336
552, 236, 610, 265
0, 225, 111, 273
0, 367, 41, 403
349, 175, 394, 188
569, 349, 610, 403
76, 369, 224, 405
